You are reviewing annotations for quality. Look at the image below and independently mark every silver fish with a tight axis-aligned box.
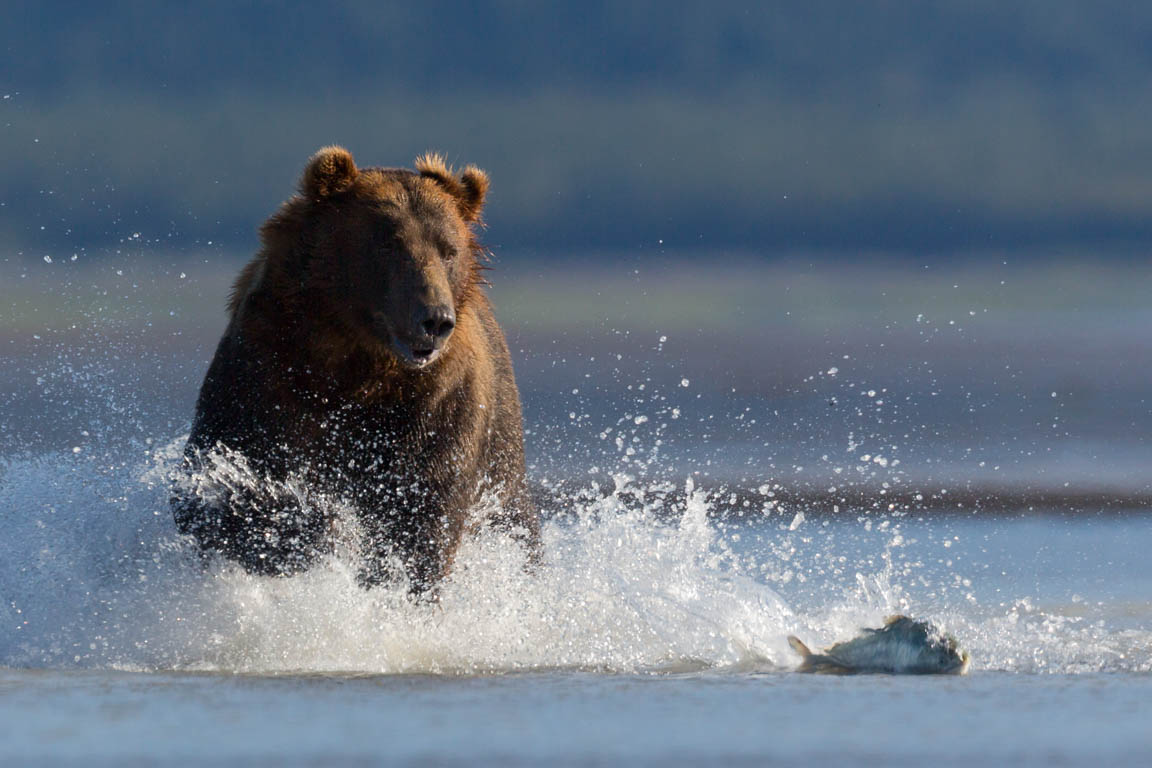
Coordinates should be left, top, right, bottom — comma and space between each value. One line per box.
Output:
788, 615, 971, 675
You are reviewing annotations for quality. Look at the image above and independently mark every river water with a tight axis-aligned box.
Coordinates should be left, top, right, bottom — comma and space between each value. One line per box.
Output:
1, 446, 1149, 764
1, 256, 1150, 764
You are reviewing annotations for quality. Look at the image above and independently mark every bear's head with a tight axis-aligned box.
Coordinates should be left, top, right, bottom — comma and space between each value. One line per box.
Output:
264, 146, 490, 371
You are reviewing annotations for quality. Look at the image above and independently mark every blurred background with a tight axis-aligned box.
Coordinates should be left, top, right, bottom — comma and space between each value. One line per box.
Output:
2, 1, 1150, 505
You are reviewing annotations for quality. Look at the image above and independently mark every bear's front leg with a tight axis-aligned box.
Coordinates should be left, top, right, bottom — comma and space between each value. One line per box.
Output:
355, 492, 468, 597
172, 448, 332, 576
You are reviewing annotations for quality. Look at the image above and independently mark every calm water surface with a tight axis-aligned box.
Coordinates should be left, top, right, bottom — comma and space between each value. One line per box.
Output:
3, 669, 1150, 767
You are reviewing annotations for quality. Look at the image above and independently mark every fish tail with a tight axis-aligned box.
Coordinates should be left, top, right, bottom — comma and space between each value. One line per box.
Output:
788, 636, 854, 674
787, 635, 813, 658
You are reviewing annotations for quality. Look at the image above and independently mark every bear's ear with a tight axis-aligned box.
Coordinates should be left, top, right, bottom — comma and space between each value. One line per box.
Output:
300, 146, 359, 199
415, 152, 489, 223
457, 165, 490, 223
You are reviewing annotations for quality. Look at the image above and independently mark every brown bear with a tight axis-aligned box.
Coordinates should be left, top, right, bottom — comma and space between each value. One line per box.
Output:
172, 146, 538, 592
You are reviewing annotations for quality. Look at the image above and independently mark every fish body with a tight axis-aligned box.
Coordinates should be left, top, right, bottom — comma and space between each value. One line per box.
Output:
788, 615, 971, 675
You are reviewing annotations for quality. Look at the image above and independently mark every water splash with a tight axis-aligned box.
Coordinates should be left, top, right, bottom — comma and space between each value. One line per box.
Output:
0, 441, 1148, 675
0, 444, 790, 673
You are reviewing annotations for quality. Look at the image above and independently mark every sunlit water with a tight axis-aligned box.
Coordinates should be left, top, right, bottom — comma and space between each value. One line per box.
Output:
4, 443, 1149, 676
0, 443, 1150, 765
1, 259, 1150, 765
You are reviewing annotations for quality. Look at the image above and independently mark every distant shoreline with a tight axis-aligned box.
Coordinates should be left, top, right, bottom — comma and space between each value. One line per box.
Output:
535, 479, 1152, 518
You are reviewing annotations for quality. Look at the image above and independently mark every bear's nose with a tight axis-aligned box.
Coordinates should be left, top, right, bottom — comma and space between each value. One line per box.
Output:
418, 305, 456, 341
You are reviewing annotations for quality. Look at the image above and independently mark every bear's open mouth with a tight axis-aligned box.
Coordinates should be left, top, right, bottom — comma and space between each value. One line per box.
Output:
392, 339, 443, 369
410, 346, 435, 363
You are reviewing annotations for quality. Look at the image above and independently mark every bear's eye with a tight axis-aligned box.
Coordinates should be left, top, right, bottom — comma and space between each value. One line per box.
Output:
442, 247, 458, 261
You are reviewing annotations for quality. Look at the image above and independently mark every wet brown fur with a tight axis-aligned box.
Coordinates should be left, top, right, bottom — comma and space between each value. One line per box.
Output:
174, 147, 538, 592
